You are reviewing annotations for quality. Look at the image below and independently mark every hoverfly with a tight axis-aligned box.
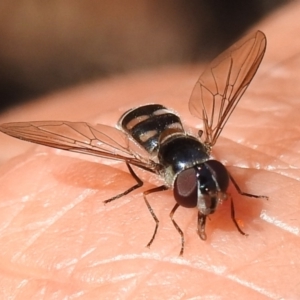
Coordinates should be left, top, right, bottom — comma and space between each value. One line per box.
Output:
0, 30, 268, 255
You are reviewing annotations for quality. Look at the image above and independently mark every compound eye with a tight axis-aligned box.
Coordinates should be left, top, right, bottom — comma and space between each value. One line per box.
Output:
174, 168, 197, 208
204, 160, 229, 192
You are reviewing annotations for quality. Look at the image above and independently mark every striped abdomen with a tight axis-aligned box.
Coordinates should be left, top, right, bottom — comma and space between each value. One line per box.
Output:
119, 104, 185, 154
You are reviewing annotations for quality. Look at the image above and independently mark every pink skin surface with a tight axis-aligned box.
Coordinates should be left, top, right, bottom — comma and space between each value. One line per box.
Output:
1, 3, 300, 299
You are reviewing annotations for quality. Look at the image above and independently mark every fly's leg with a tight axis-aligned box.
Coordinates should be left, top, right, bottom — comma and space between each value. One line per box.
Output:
169, 203, 185, 256
230, 197, 248, 236
144, 185, 168, 249
197, 212, 207, 241
103, 162, 143, 204
229, 174, 269, 200
229, 173, 268, 236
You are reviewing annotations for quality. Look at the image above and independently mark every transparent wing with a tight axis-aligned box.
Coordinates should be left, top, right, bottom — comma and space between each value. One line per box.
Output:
0, 121, 156, 170
189, 30, 267, 146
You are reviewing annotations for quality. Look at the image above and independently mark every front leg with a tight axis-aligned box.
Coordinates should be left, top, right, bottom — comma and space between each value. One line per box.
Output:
228, 172, 268, 236
229, 173, 269, 200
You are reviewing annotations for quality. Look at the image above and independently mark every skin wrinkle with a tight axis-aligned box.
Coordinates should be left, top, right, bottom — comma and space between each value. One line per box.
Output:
131, 253, 275, 299
70, 200, 98, 281
0, 5, 300, 298
10, 190, 88, 263
226, 274, 280, 299
85, 246, 260, 281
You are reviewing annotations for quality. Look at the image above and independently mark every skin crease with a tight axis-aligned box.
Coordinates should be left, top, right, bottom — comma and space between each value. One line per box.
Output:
1, 4, 300, 299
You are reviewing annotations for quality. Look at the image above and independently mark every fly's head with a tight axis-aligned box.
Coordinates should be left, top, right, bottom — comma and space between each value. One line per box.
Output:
173, 159, 229, 240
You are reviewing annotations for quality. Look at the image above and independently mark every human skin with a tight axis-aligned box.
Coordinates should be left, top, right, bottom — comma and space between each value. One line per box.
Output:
1, 3, 300, 299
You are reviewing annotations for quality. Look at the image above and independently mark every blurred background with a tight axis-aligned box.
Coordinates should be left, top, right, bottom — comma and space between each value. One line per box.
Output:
0, 0, 290, 112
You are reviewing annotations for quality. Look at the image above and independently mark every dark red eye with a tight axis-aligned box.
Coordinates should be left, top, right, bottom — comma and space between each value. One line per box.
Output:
174, 168, 198, 208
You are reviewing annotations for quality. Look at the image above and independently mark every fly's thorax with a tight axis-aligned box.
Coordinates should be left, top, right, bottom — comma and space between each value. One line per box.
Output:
119, 104, 184, 155
158, 134, 209, 187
